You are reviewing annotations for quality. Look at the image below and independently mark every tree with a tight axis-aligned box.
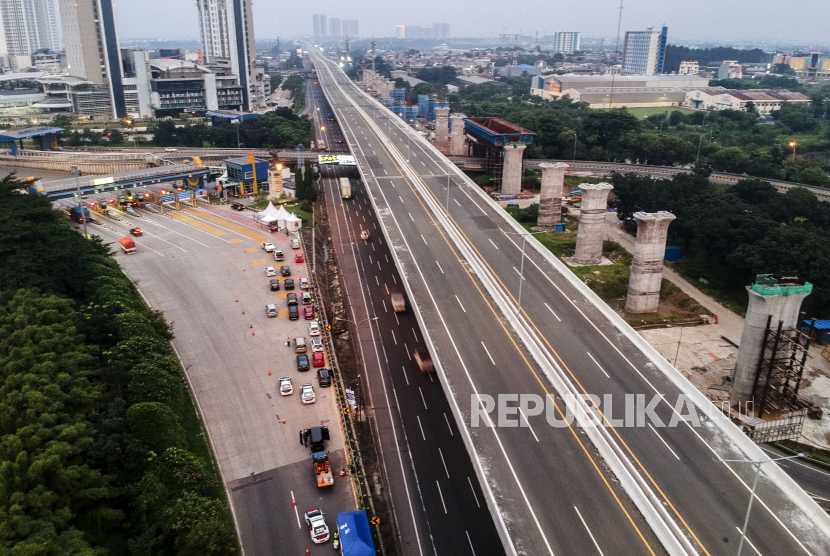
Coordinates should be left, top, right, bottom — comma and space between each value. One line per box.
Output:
772, 63, 796, 76
416, 66, 457, 84
108, 128, 125, 144
127, 402, 187, 454
294, 164, 304, 200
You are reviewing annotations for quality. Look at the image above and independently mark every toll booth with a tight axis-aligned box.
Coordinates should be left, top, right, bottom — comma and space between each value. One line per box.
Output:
224, 157, 270, 196
0, 126, 64, 155
464, 118, 534, 192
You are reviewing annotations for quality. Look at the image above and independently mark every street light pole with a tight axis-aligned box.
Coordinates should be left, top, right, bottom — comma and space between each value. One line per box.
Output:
71, 165, 87, 238
446, 174, 451, 215
505, 229, 547, 314
789, 141, 797, 161
696, 134, 704, 165
717, 452, 808, 556
573, 132, 577, 163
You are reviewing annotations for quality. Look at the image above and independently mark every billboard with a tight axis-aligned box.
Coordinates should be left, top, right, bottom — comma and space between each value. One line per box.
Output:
318, 155, 356, 166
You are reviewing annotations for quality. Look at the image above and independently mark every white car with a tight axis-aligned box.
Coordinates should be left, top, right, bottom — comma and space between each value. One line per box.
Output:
308, 322, 320, 336
301, 383, 316, 404
265, 266, 277, 277
164, 147, 178, 152
311, 338, 324, 352
261, 242, 275, 252
279, 376, 293, 396
300, 277, 309, 290
304, 509, 329, 543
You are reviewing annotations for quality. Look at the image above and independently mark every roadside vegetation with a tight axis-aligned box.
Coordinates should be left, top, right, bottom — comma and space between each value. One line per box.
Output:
612, 171, 830, 318
0, 174, 238, 555
446, 77, 830, 187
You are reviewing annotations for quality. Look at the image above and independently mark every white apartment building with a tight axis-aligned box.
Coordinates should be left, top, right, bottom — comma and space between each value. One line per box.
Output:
0, 0, 60, 72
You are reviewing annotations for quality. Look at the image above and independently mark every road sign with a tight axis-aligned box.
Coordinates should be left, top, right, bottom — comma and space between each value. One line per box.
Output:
343, 407, 350, 414
370, 517, 380, 525
325, 324, 332, 330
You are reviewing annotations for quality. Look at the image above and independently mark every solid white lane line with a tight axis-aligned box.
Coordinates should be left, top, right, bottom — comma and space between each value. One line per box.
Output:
291, 491, 301, 528
444, 413, 454, 436
417, 415, 426, 440
544, 303, 561, 321
421, 234, 427, 245
468, 477, 480, 508
419, 387, 427, 409
481, 342, 496, 365
736, 527, 763, 556
402, 366, 409, 385
574, 506, 605, 556
586, 352, 610, 378
455, 295, 466, 312
489, 239, 500, 250
648, 424, 680, 461
412, 328, 419, 342
436, 481, 447, 514
518, 407, 540, 442
436, 261, 444, 273
439, 448, 451, 479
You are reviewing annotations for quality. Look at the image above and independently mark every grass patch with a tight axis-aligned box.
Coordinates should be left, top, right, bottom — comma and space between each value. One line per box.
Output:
670, 244, 749, 316
564, 175, 608, 189
572, 263, 631, 300
623, 106, 697, 119
284, 203, 313, 227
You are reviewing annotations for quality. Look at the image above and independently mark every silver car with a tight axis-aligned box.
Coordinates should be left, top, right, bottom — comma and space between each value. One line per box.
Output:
311, 338, 324, 352
301, 383, 316, 404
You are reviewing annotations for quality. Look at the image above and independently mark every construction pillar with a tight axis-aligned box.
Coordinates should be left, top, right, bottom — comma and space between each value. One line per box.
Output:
449, 114, 466, 155
625, 211, 676, 313
536, 162, 568, 230
501, 144, 526, 195
731, 277, 813, 400
435, 107, 450, 143
572, 182, 613, 265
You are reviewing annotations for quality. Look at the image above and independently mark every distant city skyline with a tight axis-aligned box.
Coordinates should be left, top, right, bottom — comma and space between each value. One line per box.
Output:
112, 0, 829, 48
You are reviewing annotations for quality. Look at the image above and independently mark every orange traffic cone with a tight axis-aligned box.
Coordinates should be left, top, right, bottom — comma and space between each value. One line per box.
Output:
268, 371, 271, 376
252, 331, 255, 336
242, 310, 245, 314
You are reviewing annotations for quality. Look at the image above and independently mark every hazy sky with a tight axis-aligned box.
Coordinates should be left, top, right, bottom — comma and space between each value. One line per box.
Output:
113, 0, 828, 46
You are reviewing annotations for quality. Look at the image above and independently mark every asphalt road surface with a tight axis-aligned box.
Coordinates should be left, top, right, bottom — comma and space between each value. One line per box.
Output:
308, 76, 506, 555
308, 49, 830, 556
75, 201, 356, 555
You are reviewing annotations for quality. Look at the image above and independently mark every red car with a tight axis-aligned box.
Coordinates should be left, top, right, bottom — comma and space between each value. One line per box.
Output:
312, 352, 325, 368
304, 306, 315, 320
295, 253, 304, 263
130, 227, 143, 236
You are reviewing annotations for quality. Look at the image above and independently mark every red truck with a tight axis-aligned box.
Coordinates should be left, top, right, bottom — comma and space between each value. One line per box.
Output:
120, 236, 136, 254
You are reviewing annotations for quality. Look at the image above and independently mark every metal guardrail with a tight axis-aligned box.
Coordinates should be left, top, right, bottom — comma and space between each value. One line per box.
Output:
15, 150, 155, 161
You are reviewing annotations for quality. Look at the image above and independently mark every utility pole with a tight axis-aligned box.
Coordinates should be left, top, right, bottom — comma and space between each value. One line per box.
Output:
371, 39, 376, 72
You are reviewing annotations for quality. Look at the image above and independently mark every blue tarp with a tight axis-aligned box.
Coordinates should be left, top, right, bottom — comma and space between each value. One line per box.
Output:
336, 511, 376, 556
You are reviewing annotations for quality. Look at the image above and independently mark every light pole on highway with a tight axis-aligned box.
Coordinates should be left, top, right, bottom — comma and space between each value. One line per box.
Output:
696, 133, 704, 165
334, 316, 378, 421
573, 131, 577, 163
71, 165, 87, 238
716, 452, 808, 556
789, 140, 797, 161
504, 229, 547, 314
444, 174, 452, 215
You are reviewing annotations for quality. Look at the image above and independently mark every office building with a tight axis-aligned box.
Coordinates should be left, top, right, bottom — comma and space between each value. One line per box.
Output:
678, 61, 699, 75
196, 0, 230, 63
622, 26, 667, 75
395, 25, 405, 39
774, 52, 830, 82
329, 18, 341, 37
531, 73, 706, 100
552, 32, 580, 54
313, 14, 328, 38
149, 58, 243, 115
120, 50, 153, 118
58, 0, 125, 119
717, 60, 742, 80
0, 0, 60, 72
196, 0, 257, 110
343, 19, 359, 38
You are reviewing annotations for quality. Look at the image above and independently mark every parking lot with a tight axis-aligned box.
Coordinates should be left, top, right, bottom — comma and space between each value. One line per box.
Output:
83, 202, 356, 555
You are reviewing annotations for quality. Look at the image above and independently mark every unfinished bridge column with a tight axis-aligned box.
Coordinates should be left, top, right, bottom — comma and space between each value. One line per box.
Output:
573, 182, 613, 265
501, 144, 526, 195
434, 107, 450, 143
625, 211, 676, 313
731, 276, 812, 400
536, 162, 568, 230
450, 114, 466, 156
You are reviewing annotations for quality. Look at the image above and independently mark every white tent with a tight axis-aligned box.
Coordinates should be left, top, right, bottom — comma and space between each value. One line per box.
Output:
285, 213, 302, 230
256, 201, 281, 222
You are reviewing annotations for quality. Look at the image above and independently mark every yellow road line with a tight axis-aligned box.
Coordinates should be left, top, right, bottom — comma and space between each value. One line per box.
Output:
185, 208, 270, 244
413, 157, 709, 554
368, 124, 656, 553
168, 211, 227, 235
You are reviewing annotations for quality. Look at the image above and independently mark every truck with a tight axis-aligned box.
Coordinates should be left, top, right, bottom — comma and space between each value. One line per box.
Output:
313, 451, 334, 487
340, 177, 351, 199
336, 510, 377, 556
391, 292, 406, 313
120, 236, 136, 254
413, 347, 434, 374
68, 206, 94, 223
